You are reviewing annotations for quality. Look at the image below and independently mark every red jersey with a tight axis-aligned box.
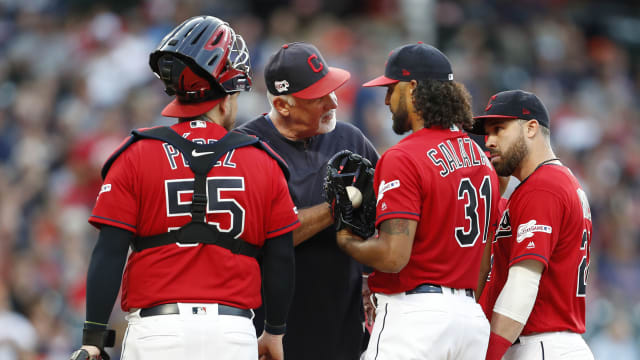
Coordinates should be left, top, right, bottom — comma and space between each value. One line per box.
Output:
480, 164, 592, 334
478, 196, 508, 319
368, 127, 500, 294
89, 120, 300, 311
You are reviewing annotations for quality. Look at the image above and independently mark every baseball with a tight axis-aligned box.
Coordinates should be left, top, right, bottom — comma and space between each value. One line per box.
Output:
346, 186, 363, 208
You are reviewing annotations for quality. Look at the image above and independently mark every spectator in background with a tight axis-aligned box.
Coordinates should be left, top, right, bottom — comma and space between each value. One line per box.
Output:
590, 309, 640, 360
0, 283, 36, 360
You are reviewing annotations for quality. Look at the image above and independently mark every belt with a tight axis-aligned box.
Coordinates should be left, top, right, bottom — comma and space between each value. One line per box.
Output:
405, 284, 475, 299
139, 303, 252, 319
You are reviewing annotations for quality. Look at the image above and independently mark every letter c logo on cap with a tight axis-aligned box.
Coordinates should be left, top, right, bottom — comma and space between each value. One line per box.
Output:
485, 94, 497, 111
307, 54, 324, 73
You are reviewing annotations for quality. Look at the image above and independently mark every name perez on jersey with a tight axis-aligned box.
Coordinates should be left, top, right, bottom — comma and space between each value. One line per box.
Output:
426, 137, 488, 177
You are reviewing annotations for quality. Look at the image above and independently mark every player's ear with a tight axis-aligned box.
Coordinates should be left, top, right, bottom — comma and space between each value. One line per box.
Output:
525, 119, 540, 138
272, 96, 291, 117
218, 94, 232, 115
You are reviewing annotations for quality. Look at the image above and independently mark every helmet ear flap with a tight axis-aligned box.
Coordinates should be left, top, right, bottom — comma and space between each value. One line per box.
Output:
157, 55, 184, 97
158, 56, 177, 95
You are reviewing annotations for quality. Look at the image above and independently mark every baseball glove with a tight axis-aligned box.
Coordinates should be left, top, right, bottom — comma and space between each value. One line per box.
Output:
324, 150, 376, 239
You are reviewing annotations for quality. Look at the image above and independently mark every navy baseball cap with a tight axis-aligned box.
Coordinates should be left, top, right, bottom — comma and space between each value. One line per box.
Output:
265, 42, 350, 99
363, 42, 453, 87
468, 90, 550, 135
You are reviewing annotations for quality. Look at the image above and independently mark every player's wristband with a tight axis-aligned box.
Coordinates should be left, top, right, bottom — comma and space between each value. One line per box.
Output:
264, 321, 286, 335
485, 332, 512, 360
82, 326, 116, 348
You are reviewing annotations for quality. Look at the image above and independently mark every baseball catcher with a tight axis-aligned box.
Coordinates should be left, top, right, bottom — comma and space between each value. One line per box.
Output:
324, 150, 376, 239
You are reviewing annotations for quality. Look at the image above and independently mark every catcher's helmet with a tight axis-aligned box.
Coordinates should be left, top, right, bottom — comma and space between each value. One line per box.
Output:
149, 16, 252, 118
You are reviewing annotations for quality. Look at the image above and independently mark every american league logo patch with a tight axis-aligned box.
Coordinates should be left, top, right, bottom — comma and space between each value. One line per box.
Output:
516, 220, 552, 243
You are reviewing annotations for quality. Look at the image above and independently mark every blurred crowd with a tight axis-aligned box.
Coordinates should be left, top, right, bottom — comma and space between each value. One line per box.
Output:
0, 0, 639, 359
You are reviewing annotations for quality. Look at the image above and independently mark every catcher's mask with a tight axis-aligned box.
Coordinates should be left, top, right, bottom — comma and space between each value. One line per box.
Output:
149, 16, 252, 118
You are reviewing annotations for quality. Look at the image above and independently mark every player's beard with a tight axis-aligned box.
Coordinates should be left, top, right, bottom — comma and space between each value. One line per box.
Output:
492, 130, 528, 176
392, 94, 410, 135
317, 109, 337, 134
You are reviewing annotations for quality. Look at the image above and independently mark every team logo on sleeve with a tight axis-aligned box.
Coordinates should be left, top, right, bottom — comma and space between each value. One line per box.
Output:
377, 179, 400, 205
516, 220, 552, 243
494, 209, 511, 241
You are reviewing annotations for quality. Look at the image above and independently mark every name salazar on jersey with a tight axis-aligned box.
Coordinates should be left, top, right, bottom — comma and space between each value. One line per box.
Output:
516, 220, 552, 243
426, 137, 490, 178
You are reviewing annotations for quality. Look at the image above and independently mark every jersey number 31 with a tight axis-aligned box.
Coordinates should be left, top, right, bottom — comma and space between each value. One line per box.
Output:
455, 176, 492, 247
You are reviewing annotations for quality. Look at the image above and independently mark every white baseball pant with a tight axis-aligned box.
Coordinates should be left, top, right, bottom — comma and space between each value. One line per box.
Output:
504, 331, 594, 360
121, 303, 257, 360
364, 287, 490, 359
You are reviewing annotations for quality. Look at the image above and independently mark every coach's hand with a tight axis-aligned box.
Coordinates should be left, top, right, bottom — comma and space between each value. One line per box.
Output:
362, 276, 376, 332
258, 332, 284, 360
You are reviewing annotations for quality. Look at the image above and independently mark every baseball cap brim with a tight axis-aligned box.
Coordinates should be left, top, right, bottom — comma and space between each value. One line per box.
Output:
161, 97, 224, 118
291, 67, 350, 99
468, 115, 520, 135
472, 115, 520, 120
362, 75, 399, 87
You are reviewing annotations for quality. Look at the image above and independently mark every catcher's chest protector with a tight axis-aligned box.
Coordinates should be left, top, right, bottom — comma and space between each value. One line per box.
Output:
101, 126, 289, 258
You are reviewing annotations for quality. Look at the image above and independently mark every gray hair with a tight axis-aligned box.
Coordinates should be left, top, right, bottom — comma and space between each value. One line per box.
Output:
267, 92, 296, 110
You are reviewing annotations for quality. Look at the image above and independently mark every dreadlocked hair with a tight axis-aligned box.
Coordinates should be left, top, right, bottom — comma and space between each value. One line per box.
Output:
412, 80, 473, 130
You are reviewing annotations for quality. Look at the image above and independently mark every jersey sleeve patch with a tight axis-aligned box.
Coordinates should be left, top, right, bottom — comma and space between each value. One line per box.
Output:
376, 179, 400, 205
516, 220, 552, 243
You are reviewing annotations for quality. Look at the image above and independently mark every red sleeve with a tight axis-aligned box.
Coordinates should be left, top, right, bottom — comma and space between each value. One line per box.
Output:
374, 149, 423, 227
508, 189, 562, 268
89, 148, 138, 233
265, 158, 300, 238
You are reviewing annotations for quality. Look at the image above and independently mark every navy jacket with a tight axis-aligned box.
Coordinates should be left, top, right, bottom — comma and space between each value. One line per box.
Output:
237, 115, 379, 360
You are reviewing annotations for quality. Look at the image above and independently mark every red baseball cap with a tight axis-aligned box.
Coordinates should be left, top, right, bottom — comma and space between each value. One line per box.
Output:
264, 42, 350, 99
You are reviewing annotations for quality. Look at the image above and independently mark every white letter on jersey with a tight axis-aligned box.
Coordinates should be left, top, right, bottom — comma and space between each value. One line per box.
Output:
576, 188, 591, 221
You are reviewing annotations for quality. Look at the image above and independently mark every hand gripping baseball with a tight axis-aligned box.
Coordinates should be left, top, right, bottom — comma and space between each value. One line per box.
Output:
324, 150, 376, 239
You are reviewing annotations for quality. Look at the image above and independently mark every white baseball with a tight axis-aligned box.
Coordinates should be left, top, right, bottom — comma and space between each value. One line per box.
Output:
346, 186, 363, 208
